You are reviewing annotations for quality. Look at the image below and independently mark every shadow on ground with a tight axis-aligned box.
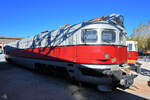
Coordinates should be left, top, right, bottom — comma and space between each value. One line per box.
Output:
0, 61, 149, 100
0, 62, 14, 70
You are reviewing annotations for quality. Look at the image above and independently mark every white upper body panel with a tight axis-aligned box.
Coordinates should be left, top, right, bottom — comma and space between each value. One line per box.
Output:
126, 41, 138, 51
79, 24, 126, 46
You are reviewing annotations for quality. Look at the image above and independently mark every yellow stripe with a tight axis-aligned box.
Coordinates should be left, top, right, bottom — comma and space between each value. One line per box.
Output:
128, 60, 136, 64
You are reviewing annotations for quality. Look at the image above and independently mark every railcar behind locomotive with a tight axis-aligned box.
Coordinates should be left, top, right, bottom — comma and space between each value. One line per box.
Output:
4, 14, 136, 91
127, 41, 141, 64
127, 41, 141, 73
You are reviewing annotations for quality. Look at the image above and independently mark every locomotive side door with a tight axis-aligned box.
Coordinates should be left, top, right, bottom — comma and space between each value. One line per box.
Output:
65, 33, 77, 62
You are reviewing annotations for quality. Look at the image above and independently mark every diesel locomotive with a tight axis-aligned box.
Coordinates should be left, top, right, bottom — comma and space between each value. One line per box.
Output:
4, 14, 136, 91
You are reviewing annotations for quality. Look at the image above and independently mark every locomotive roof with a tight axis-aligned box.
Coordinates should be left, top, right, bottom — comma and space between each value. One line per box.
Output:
45, 13, 126, 35
5, 14, 126, 49
30, 13, 125, 38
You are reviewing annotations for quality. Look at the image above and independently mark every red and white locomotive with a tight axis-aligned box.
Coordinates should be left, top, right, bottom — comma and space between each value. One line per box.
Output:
127, 41, 141, 64
4, 14, 135, 91
126, 41, 141, 73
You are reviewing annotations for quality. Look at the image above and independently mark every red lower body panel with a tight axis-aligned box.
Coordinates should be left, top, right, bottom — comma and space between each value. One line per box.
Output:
6, 45, 128, 64
128, 51, 140, 60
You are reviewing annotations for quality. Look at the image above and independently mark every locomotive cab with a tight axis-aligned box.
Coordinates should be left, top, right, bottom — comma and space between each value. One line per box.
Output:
78, 24, 127, 65
75, 24, 135, 91
81, 24, 126, 45
127, 41, 139, 64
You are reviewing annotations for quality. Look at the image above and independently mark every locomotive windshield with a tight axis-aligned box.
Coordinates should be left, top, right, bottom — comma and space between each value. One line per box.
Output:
102, 29, 116, 43
82, 29, 98, 43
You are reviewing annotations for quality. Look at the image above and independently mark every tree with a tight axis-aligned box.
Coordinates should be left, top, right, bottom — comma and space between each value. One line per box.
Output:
147, 37, 150, 50
130, 21, 150, 51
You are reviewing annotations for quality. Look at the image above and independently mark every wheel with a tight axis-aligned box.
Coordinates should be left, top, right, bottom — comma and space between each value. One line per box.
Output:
5, 58, 12, 63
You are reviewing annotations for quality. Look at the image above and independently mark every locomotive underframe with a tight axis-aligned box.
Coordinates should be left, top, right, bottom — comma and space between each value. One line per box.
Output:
5, 54, 135, 90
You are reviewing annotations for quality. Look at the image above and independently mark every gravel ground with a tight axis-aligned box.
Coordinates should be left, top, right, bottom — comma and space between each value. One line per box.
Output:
125, 60, 150, 99
0, 54, 149, 100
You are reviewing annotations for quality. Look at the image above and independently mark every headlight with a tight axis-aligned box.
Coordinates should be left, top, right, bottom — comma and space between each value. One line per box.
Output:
111, 58, 116, 62
105, 53, 110, 59
128, 53, 131, 57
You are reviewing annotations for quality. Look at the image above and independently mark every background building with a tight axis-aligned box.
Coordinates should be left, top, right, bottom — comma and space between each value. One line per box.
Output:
0, 37, 23, 53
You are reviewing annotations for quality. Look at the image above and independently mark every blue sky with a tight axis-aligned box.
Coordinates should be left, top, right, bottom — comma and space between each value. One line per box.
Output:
0, 0, 150, 38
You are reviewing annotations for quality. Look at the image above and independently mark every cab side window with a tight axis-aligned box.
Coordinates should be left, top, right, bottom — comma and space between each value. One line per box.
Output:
128, 43, 132, 51
119, 32, 126, 45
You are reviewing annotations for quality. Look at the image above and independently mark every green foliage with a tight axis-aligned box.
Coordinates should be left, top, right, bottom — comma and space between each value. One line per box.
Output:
130, 21, 150, 51
147, 37, 150, 50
